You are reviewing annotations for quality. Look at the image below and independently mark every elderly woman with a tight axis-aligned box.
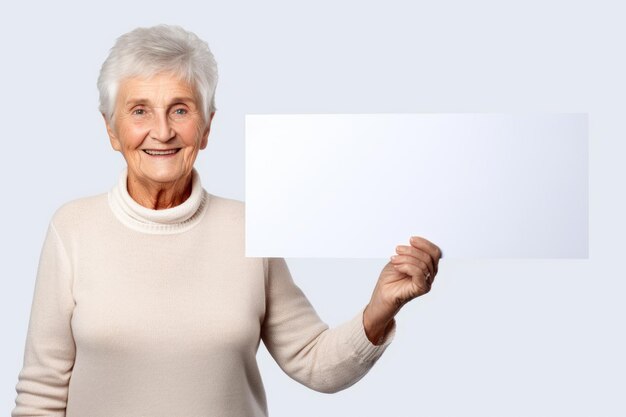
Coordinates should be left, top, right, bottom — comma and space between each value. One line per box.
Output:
11, 25, 442, 417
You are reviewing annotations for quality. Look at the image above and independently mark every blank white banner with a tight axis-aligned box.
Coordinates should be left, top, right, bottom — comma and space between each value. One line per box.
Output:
245, 114, 588, 258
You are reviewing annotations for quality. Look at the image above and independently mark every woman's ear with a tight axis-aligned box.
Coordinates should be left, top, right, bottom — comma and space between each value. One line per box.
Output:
102, 113, 121, 151
200, 111, 215, 150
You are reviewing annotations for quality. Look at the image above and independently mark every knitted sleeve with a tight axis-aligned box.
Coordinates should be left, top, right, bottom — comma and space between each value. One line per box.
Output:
11, 221, 76, 416
261, 257, 395, 393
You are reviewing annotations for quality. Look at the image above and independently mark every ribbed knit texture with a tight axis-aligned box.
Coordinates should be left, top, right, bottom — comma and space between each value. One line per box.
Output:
109, 167, 209, 234
11, 168, 395, 417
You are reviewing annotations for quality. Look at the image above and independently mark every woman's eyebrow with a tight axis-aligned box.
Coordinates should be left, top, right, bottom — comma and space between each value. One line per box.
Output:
168, 96, 196, 105
124, 96, 196, 106
124, 98, 149, 107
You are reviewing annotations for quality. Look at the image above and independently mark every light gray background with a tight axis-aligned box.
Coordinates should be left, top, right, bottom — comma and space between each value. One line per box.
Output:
1, 1, 623, 416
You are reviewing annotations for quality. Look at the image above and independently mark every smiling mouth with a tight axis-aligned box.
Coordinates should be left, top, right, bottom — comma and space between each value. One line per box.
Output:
143, 148, 181, 156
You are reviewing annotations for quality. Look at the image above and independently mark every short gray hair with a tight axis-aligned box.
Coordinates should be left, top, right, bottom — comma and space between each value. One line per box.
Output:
97, 24, 218, 123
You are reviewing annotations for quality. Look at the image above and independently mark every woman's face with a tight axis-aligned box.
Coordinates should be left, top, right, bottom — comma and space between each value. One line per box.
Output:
105, 72, 213, 187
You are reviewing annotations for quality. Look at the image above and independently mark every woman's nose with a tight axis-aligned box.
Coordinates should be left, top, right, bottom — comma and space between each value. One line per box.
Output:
149, 111, 175, 142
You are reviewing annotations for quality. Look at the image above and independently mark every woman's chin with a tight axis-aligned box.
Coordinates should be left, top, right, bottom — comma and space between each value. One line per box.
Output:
135, 167, 188, 185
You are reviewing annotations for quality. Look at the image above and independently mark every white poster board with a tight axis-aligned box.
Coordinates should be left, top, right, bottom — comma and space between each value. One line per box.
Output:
245, 114, 588, 258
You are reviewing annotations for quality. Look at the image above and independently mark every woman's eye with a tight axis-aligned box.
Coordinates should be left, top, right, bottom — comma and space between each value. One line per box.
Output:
173, 108, 188, 115
132, 108, 146, 115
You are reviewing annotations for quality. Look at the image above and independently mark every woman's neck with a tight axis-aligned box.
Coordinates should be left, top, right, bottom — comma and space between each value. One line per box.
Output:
126, 172, 193, 210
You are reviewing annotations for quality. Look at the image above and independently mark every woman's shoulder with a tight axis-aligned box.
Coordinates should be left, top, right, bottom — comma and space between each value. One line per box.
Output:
49, 192, 109, 232
206, 192, 245, 219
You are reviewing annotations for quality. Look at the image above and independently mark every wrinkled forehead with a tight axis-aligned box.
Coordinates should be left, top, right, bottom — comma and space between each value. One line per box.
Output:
116, 72, 200, 108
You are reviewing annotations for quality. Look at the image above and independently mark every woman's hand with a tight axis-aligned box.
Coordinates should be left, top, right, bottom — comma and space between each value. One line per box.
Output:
363, 236, 442, 345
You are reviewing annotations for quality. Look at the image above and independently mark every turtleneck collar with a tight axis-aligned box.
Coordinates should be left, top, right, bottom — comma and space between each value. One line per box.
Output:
108, 167, 210, 234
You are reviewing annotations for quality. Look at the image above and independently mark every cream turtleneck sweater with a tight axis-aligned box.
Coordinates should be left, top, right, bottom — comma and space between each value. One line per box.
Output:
11, 168, 395, 417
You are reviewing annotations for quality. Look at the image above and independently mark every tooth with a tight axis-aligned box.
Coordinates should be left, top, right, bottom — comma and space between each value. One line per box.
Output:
145, 149, 177, 155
